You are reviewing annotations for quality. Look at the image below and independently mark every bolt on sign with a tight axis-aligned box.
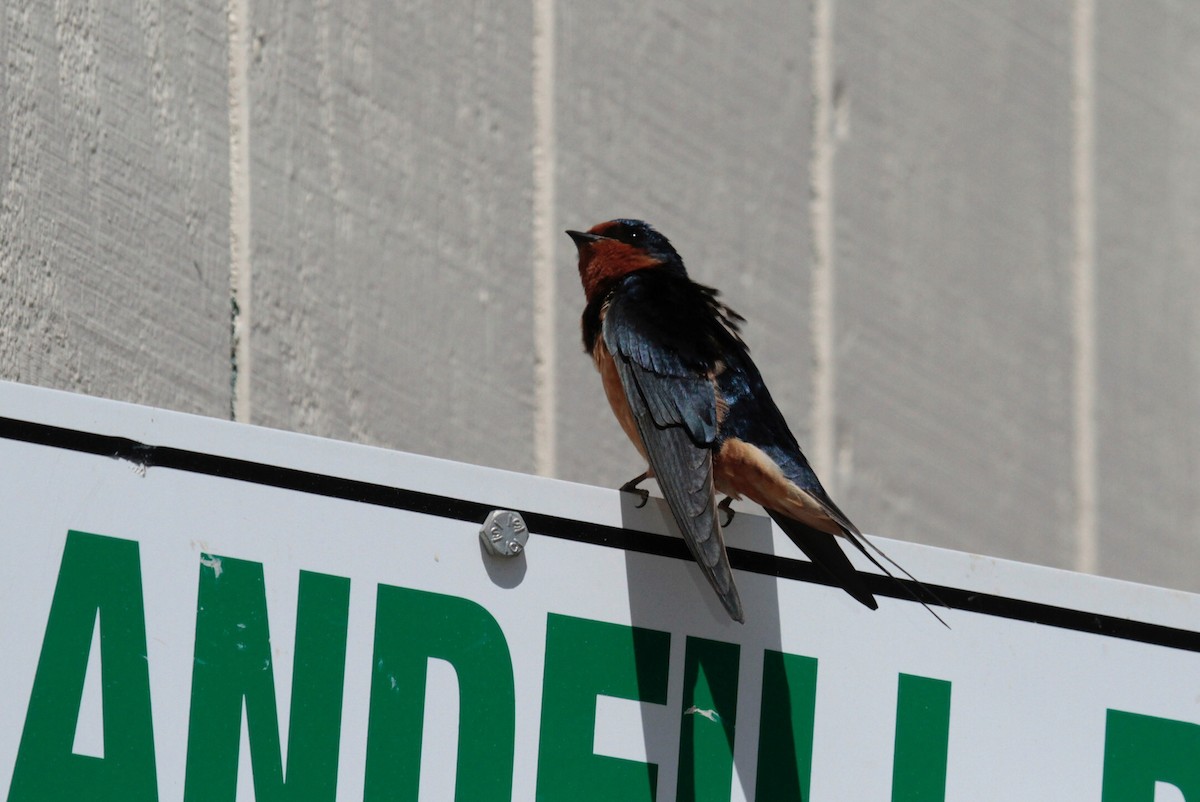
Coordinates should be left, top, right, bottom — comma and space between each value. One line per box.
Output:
1, 381, 1199, 801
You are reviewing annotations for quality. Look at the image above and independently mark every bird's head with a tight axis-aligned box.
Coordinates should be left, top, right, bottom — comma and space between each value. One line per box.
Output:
566, 219, 686, 302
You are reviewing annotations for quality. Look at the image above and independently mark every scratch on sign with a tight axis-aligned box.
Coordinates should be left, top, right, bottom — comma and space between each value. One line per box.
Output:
199, 554, 223, 579
684, 705, 720, 723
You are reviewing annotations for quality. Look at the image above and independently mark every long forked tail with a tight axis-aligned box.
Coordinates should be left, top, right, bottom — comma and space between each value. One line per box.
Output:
767, 511, 878, 610
768, 511, 949, 627
844, 532, 950, 628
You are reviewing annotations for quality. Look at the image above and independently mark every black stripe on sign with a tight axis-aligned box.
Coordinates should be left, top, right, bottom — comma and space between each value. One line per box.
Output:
2, 414, 1198, 653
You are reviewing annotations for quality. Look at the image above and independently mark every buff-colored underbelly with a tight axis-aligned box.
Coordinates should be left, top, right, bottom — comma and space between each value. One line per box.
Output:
714, 438, 842, 536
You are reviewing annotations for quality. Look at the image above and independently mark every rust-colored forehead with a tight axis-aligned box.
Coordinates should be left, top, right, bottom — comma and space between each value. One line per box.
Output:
588, 220, 621, 237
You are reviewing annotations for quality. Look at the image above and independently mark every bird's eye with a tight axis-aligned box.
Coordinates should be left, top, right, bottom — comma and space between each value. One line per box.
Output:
627, 230, 640, 240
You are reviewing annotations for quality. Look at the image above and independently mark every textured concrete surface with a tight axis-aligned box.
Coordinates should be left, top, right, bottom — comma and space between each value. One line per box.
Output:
243, 0, 537, 472
3, 0, 1200, 592
830, 2, 1077, 569
0, 0, 231, 416
1094, 0, 1200, 590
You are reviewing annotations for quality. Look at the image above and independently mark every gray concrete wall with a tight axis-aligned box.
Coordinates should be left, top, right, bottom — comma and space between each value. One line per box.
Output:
3, 0, 1199, 593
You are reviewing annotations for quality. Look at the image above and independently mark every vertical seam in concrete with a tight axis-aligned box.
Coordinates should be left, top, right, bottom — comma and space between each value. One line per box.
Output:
1072, 0, 1098, 574
810, 0, 837, 487
532, 0, 557, 476
228, 0, 252, 423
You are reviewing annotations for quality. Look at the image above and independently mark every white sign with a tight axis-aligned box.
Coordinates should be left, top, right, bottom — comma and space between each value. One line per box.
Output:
0, 380, 1198, 801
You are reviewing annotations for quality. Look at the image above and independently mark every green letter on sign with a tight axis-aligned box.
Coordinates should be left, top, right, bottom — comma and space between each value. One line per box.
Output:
677, 637, 740, 802
364, 585, 515, 802
536, 614, 670, 802
891, 674, 952, 802
754, 651, 818, 802
1102, 709, 1200, 801
183, 556, 351, 802
9, 531, 158, 802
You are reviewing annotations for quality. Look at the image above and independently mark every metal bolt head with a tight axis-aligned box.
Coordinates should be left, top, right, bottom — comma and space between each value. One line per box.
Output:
479, 510, 528, 558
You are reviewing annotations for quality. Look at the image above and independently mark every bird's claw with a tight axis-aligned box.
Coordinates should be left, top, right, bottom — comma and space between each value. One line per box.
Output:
718, 496, 736, 528
619, 472, 650, 508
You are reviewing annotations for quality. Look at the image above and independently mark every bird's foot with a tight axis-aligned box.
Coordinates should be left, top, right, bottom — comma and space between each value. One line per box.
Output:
619, 471, 650, 508
718, 496, 736, 527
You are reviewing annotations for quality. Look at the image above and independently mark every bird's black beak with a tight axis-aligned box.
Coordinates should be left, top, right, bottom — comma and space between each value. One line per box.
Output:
566, 230, 603, 248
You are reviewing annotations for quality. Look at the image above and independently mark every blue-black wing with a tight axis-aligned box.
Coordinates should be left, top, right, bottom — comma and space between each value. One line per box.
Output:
602, 273, 744, 622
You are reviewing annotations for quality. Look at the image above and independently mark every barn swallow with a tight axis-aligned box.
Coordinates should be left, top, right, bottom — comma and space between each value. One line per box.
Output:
568, 219, 941, 624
